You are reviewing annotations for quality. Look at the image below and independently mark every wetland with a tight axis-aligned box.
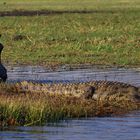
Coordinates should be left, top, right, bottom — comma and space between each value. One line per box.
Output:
0, 0, 140, 139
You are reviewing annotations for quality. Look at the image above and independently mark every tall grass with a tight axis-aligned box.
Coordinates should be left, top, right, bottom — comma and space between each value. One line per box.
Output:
0, 88, 140, 127
0, 93, 94, 126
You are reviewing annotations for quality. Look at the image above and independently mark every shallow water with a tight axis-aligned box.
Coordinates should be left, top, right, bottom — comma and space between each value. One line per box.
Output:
7, 66, 140, 86
1, 111, 140, 140
1, 66, 140, 140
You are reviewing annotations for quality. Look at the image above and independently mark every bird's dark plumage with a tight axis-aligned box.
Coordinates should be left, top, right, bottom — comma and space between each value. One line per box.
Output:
0, 43, 7, 82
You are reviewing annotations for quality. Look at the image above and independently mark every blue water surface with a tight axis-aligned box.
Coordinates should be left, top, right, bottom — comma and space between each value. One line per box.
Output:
1, 111, 140, 140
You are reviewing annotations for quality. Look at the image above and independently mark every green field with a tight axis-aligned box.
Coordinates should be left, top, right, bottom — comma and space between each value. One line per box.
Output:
0, 0, 140, 67
0, 0, 140, 11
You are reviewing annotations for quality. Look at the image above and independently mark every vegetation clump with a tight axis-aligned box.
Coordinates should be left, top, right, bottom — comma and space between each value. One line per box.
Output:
0, 83, 140, 127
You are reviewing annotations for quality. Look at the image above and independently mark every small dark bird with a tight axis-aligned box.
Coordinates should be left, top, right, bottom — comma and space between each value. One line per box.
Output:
0, 43, 7, 82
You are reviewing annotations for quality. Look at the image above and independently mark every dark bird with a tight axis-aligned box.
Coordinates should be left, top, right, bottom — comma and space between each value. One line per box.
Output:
0, 43, 7, 82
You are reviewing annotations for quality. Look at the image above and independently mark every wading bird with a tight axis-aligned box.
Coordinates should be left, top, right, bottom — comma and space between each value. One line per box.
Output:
0, 43, 7, 82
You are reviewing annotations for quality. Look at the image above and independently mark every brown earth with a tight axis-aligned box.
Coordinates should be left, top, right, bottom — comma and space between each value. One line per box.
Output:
0, 10, 116, 17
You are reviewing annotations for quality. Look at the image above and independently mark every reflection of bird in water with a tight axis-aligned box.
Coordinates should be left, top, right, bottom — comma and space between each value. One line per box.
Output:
0, 43, 7, 82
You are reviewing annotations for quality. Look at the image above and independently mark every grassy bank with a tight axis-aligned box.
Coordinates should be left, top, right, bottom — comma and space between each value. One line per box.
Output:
0, 0, 139, 67
0, 90, 140, 127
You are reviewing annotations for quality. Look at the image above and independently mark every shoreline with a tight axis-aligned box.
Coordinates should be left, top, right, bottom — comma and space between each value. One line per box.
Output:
5, 64, 140, 72
0, 9, 139, 17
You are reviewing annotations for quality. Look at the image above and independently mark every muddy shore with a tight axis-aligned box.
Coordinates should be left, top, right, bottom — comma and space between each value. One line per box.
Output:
0, 9, 119, 17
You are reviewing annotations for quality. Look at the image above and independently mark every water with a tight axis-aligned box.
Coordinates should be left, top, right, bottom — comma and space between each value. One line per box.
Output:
1, 112, 140, 140
1, 66, 140, 140
7, 66, 140, 86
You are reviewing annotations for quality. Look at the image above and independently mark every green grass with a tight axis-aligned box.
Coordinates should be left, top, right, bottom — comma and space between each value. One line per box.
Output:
0, 0, 140, 67
0, 0, 140, 12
